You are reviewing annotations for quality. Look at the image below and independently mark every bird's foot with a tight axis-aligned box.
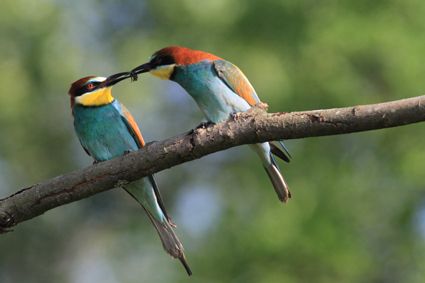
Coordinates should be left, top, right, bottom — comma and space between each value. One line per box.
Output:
195, 121, 214, 129
123, 150, 132, 155
92, 160, 100, 165
230, 112, 242, 121
186, 121, 215, 136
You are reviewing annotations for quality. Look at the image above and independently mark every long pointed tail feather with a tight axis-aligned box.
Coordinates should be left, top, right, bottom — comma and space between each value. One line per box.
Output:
124, 185, 192, 275
144, 209, 192, 276
264, 158, 291, 202
250, 143, 291, 202
148, 175, 176, 227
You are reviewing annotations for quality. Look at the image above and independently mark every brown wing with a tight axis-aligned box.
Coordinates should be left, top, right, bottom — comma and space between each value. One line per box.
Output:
119, 103, 145, 148
213, 60, 261, 106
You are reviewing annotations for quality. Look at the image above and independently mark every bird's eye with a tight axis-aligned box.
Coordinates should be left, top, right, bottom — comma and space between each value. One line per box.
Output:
86, 83, 95, 90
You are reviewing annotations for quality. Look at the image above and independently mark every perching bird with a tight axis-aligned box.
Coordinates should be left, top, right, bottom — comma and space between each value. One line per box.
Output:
130, 46, 291, 202
68, 74, 191, 275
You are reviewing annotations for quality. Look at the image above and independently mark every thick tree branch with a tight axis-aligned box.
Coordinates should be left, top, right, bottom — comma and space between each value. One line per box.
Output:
1, 95, 424, 233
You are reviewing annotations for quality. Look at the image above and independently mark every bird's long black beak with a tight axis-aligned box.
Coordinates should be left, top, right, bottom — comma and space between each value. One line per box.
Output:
130, 63, 151, 81
102, 72, 132, 87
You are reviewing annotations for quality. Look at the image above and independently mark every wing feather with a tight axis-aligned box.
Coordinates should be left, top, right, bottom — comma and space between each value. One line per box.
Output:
118, 103, 145, 148
213, 60, 261, 106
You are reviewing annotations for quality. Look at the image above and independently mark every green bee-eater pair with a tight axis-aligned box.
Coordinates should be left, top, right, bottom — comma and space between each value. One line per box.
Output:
69, 46, 291, 275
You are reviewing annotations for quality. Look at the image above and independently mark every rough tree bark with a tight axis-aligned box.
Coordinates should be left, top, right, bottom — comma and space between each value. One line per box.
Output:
1, 95, 424, 233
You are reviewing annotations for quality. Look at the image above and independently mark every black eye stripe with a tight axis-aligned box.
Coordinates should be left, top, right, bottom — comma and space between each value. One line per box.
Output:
74, 81, 101, 97
152, 55, 175, 66
160, 55, 175, 65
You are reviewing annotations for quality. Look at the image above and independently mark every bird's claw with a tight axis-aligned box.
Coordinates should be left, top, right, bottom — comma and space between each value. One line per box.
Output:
92, 160, 100, 165
123, 150, 132, 155
195, 121, 214, 129
186, 121, 214, 136
230, 112, 241, 120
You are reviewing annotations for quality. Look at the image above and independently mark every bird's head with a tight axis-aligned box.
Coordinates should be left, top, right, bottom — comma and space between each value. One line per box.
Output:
130, 46, 221, 80
68, 73, 130, 107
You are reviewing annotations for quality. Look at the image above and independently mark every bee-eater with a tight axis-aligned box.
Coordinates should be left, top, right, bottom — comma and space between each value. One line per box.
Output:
68, 74, 191, 275
130, 46, 291, 203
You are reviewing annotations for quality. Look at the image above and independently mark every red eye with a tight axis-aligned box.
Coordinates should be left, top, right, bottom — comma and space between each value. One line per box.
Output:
87, 83, 95, 90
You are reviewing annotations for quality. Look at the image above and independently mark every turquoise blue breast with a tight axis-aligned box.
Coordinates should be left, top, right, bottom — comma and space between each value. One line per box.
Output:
73, 100, 138, 161
173, 61, 251, 123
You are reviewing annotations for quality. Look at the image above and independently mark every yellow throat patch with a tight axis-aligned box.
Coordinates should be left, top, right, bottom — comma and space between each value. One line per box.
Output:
75, 87, 114, 106
150, 64, 176, 80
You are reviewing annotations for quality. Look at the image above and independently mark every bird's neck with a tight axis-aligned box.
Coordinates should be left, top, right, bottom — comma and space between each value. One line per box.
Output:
172, 63, 213, 94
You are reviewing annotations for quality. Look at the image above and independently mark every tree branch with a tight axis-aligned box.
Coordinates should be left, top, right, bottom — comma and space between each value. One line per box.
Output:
1, 95, 424, 233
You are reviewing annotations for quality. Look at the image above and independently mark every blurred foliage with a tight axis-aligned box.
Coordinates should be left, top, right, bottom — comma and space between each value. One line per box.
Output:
0, 0, 424, 282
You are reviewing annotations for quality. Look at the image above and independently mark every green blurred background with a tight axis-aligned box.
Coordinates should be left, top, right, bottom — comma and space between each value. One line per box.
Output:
0, 0, 424, 282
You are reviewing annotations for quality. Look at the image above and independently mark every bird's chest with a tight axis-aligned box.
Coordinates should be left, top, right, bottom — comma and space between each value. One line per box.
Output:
174, 64, 248, 123
73, 104, 137, 161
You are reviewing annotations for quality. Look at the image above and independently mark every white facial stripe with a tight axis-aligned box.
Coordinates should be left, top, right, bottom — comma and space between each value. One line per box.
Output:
88, 76, 107, 83
84, 76, 107, 94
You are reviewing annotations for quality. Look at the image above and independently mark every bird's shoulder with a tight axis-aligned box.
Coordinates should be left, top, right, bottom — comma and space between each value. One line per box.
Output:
112, 101, 145, 147
213, 60, 261, 106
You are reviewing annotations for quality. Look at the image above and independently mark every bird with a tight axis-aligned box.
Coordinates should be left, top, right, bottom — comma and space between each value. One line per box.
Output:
68, 73, 191, 275
129, 46, 291, 203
